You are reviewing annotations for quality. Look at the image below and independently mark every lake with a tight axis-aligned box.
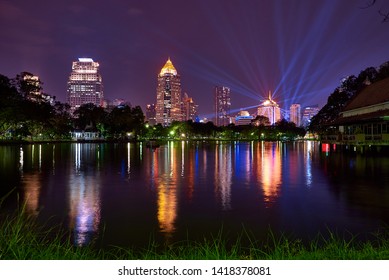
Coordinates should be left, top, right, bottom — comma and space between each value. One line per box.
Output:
1, 141, 389, 248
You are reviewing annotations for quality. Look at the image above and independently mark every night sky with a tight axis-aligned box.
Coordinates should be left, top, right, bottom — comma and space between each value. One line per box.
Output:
1, 0, 388, 117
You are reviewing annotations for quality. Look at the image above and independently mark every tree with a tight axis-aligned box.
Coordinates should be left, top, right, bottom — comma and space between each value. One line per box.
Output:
309, 62, 389, 133
0, 74, 23, 138
252, 115, 270, 126
360, 0, 389, 22
13, 72, 43, 100
73, 103, 107, 131
105, 105, 145, 139
47, 102, 72, 139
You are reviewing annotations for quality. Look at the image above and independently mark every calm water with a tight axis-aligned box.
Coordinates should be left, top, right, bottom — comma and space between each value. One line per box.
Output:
1, 141, 389, 247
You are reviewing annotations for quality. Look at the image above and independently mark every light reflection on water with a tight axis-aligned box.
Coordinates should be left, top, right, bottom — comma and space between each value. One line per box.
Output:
156, 142, 178, 239
68, 144, 102, 246
1, 141, 388, 248
214, 143, 232, 210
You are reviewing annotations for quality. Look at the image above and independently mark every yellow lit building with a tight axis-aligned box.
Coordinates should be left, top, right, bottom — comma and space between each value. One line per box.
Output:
156, 58, 182, 126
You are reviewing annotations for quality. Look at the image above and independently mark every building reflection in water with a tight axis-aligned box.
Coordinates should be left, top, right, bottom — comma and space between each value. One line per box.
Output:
21, 145, 41, 216
127, 143, 131, 177
154, 141, 178, 240
185, 142, 195, 200
305, 141, 313, 187
255, 142, 282, 207
215, 142, 232, 210
68, 144, 101, 246
19, 146, 24, 172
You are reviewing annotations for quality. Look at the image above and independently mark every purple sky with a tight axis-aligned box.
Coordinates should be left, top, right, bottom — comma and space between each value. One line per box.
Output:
1, 0, 388, 117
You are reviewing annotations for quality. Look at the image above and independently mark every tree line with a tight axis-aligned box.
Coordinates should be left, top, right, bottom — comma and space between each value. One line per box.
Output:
309, 61, 389, 133
0, 73, 145, 141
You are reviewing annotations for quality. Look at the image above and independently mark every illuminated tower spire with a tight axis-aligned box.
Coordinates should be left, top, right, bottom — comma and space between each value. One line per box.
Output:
156, 57, 182, 126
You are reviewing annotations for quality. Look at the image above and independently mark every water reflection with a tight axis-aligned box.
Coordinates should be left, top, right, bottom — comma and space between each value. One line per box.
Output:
261, 142, 282, 207
3, 141, 389, 249
68, 144, 101, 246
155, 142, 178, 240
257, 142, 282, 207
21, 145, 42, 216
19, 146, 24, 172
127, 143, 131, 177
23, 173, 41, 216
215, 143, 232, 210
305, 141, 313, 187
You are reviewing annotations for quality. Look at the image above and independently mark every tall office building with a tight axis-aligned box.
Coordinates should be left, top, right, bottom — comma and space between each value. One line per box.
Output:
156, 58, 182, 126
214, 86, 231, 126
16, 72, 54, 104
302, 105, 320, 127
257, 91, 281, 125
146, 104, 157, 125
290, 103, 301, 127
67, 58, 104, 114
182, 92, 198, 121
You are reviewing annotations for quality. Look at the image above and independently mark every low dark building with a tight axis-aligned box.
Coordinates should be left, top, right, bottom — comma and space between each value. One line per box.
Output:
322, 77, 389, 146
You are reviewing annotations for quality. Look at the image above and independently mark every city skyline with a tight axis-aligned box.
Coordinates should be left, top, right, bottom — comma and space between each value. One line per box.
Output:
1, 0, 389, 117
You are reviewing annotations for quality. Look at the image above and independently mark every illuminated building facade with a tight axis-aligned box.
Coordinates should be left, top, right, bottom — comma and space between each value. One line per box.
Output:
18, 72, 55, 104
156, 58, 182, 126
67, 58, 104, 114
302, 105, 320, 127
290, 103, 301, 127
146, 104, 157, 125
235, 110, 254, 126
214, 86, 231, 126
182, 92, 198, 121
257, 91, 281, 125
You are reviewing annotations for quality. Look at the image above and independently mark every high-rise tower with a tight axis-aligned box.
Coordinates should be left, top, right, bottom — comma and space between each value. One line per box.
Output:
290, 104, 301, 127
67, 58, 104, 114
156, 58, 182, 126
182, 92, 198, 121
257, 91, 281, 125
214, 86, 231, 126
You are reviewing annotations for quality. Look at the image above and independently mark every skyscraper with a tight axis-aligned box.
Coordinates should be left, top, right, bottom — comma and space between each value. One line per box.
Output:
146, 104, 157, 125
214, 86, 231, 126
302, 105, 320, 127
67, 58, 104, 114
257, 91, 281, 125
156, 58, 182, 126
290, 104, 301, 127
182, 92, 198, 121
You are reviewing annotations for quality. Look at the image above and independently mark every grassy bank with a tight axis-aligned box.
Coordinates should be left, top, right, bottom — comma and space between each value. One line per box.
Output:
1, 210, 389, 260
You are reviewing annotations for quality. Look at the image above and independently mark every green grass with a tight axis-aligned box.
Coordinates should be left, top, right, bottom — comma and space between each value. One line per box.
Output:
1, 199, 389, 260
